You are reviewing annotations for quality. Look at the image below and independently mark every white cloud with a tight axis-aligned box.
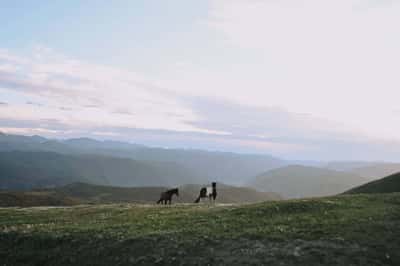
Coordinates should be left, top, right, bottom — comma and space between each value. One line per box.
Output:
0, 47, 203, 132
158, 0, 400, 141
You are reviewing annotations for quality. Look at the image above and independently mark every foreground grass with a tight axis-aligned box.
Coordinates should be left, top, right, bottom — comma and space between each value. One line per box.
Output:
0, 193, 399, 265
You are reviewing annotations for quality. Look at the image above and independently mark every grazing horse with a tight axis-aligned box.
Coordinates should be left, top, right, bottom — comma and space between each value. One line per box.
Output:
157, 188, 179, 205
194, 182, 217, 203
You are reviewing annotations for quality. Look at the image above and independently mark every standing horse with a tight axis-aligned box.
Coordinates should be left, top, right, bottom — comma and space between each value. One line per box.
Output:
194, 182, 217, 203
157, 188, 179, 205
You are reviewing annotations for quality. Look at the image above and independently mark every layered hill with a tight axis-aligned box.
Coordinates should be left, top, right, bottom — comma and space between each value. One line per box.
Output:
248, 165, 368, 198
0, 182, 282, 207
0, 151, 200, 190
0, 133, 286, 185
345, 172, 400, 194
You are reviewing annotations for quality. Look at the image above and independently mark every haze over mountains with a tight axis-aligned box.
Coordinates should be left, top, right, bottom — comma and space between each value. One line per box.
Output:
0, 151, 201, 190
1, 132, 400, 199
324, 161, 400, 181
248, 165, 368, 198
0, 132, 286, 187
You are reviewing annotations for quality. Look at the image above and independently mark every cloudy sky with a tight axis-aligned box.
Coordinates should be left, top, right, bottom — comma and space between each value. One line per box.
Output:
1, 0, 400, 160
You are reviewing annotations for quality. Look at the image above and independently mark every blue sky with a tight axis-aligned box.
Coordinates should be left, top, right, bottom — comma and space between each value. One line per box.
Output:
1, 0, 400, 161
1, 1, 209, 70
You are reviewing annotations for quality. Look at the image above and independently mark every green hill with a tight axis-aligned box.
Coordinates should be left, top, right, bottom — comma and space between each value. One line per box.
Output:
0, 184, 167, 207
0, 193, 399, 265
0, 182, 282, 207
345, 172, 400, 194
248, 165, 368, 198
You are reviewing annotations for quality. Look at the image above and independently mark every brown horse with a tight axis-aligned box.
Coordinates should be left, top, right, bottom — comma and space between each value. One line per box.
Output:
157, 188, 179, 205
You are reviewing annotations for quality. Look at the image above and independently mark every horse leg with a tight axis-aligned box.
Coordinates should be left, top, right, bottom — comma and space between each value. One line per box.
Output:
194, 194, 201, 203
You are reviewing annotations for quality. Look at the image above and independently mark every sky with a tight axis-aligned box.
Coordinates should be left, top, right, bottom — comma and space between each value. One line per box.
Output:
1, 0, 400, 161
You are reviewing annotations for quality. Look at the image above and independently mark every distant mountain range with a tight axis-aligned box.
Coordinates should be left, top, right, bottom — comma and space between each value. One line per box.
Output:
0, 182, 282, 207
1, 132, 400, 199
247, 165, 368, 198
324, 161, 380, 172
345, 172, 400, 194
0, 133, 286, 186
0, 151, 201, 190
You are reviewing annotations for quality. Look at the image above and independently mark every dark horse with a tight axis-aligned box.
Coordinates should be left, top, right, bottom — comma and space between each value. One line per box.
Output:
194, 182, 217, 203
157, 188, 179, 205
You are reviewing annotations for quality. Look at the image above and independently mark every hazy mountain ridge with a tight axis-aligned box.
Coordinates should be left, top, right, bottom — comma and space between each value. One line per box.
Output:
0, 151, 201, 190
0, 133, 286, 185
348, 163, 400, 180
324, 161, 400, 180
324, 161, 382, 172
248, 165, 368, 198
1, 133, 400, 196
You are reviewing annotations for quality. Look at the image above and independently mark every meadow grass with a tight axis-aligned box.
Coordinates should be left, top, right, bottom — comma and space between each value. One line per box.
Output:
0, 193, 399, 265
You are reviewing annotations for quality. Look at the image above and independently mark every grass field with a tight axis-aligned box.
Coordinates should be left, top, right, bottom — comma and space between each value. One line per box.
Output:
0, 182, 281, 207
1, 193, 399, 265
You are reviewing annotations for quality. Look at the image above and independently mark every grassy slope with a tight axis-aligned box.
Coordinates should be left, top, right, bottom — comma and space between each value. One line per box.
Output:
0, 193, 399, 265
0, 191, 81, 207
0, 182, 282, 207
346, 172, 400, 194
